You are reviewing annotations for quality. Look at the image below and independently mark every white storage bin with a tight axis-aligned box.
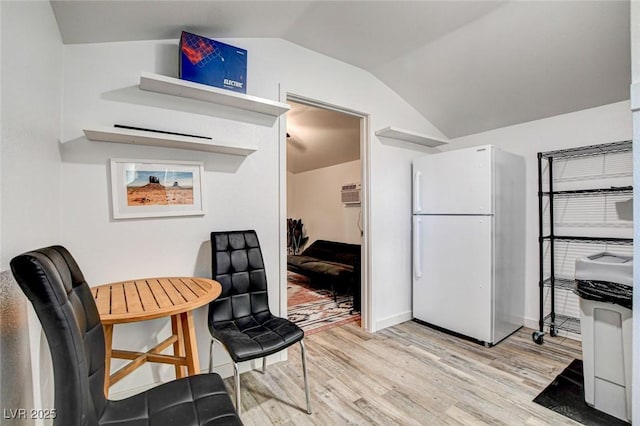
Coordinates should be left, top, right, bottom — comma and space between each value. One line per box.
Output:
575, 252, 632, 286
576, 252, 633, 422
579, 298, 632, 422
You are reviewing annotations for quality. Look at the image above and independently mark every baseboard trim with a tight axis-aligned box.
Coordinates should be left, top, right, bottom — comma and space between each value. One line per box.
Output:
524, 316, 539, 331
108, 352, 285, 400
109, 382, 157, 400
524, 316, 581, 341
374, 310, 412, 332
212, 354, 283, 379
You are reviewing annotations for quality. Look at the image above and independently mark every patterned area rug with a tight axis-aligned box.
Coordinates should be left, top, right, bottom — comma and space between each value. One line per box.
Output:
287, 271, 360, 335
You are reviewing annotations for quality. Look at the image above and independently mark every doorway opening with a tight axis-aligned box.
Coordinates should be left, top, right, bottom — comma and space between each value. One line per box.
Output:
283, 96, 368, 334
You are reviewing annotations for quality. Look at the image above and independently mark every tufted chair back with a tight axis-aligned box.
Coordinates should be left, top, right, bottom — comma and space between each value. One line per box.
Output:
208, 230, 269, 325
10, 246, 106, 426
207, 230, 311, 416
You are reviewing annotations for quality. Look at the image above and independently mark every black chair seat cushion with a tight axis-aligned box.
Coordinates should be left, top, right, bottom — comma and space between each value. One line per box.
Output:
99, 374, 240, 426
285, 255, 317, 268
296, 240, 360, 267
210, 311, 303, 363
296, 261, 353, 278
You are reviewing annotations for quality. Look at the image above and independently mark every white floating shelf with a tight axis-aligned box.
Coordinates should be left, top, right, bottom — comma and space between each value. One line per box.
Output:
83, 127, 257, 156
375, 126, 448, 147
631, 81, 640, 112
139, 72, 290, 117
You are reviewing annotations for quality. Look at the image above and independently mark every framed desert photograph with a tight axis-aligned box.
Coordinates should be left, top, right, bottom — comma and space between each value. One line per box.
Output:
110, 159, 204, 219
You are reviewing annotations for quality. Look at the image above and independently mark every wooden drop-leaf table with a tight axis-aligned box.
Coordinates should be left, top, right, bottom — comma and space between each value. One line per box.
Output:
91, 277, 221, 396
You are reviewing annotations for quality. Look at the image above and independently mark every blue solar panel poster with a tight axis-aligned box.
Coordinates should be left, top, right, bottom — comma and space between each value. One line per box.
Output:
179, 31, 247, 93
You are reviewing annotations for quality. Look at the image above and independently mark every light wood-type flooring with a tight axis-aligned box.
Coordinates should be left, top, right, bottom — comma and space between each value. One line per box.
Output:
227, 321, 583, 425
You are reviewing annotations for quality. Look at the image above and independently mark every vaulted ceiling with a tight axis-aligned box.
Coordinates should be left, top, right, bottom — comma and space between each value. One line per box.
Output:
50, 0, 631, 139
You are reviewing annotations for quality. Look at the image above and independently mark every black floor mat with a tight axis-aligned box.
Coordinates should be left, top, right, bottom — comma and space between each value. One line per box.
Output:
533, 359, 630, 425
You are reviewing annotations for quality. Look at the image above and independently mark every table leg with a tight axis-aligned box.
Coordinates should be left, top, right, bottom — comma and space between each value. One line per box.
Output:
103, 324, 113, 397
180, 311, 200, 375
171, 315, 185, 378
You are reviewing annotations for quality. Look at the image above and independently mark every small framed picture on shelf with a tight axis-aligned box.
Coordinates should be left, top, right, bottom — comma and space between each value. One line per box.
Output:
110, 159, 204, 219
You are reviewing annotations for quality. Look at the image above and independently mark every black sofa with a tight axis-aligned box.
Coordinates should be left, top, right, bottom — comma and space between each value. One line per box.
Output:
287, 239, 361, 312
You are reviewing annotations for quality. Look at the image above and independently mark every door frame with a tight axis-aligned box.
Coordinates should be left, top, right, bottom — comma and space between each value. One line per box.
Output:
278, 91, 372, 332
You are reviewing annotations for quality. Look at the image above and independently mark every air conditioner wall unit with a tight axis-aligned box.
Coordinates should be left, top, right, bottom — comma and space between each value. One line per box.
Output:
341, 183, 361, 205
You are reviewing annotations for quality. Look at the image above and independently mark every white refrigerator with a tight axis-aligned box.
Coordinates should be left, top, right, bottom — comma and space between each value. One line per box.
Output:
412, 145, 525, 346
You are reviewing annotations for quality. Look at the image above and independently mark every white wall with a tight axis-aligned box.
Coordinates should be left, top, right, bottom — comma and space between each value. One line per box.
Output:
0, 1, 63, 422
59, 37, 441, 393
1, 2, 62, 267
286, 171, 296, 217
630, 1, 639, 423
288, 160, 362, 247
444, 101, 632, 331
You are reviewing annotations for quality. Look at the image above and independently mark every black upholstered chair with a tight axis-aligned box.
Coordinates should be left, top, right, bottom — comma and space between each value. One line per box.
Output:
208, 231, 311, 415
10, 246, 242, 426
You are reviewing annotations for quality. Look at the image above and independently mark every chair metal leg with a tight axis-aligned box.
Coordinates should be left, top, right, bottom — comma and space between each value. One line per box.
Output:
262, 356, 267, 374
233, 362, 241, 415
208, 339, 215, 373
300, 340, 312, 414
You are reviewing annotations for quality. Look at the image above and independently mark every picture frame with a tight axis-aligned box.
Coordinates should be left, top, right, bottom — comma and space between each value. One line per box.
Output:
110, 159, 204, 219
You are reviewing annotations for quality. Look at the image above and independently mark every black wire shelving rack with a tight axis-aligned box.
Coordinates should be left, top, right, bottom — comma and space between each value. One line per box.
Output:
534, 140, 633, 344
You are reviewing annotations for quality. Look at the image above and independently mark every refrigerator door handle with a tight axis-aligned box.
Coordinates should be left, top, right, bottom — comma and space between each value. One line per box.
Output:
414, 171, 422, 213
414, 217, 422, 278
